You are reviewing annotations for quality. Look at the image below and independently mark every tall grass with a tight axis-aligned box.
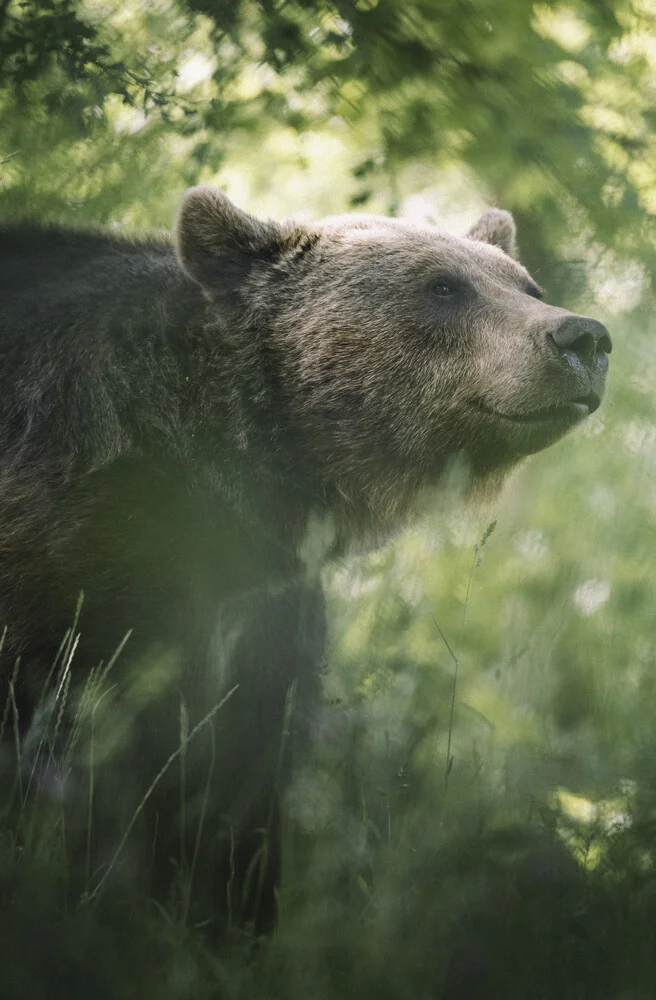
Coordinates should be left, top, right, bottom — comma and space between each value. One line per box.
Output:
1, 510, 655, 998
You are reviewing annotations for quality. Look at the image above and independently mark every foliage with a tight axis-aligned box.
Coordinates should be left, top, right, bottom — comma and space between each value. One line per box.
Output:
1, 0, 655, 283
2, 0, 656, 997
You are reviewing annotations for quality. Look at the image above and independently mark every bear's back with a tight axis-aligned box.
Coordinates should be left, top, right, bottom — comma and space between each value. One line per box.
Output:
0, 224, 209, 466
0, 223, 192, 334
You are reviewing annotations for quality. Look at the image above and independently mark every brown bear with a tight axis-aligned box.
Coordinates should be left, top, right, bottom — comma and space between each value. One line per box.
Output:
0, 188, 611, 928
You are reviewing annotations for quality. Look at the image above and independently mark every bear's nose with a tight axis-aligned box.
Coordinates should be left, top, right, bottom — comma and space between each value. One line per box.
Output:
551, 316, 612, 367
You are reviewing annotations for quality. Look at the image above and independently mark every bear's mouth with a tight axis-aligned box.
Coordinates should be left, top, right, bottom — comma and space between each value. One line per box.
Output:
475, 392, 601, 425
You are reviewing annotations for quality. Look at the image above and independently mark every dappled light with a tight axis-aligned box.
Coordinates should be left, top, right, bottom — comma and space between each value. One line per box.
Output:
1, 1, 656, 997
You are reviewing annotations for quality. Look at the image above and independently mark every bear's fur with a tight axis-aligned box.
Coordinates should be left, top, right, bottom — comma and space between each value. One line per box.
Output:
0, 188, 610, 926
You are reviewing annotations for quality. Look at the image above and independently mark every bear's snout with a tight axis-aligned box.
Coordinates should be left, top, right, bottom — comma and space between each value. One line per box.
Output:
550, 315, 612, 371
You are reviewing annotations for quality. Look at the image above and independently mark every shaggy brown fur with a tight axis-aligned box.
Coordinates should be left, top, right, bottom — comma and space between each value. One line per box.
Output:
0, 189, 611, 927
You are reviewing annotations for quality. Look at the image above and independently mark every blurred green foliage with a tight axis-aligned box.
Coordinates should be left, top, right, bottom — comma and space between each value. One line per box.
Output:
2, 0, 656, 283
2, 0, 656, 996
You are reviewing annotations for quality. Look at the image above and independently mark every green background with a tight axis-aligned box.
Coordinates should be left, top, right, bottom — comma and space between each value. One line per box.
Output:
1, 1, 656, 996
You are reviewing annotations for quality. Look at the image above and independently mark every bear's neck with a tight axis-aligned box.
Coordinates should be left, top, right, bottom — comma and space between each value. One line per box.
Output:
169, 307, 324, 560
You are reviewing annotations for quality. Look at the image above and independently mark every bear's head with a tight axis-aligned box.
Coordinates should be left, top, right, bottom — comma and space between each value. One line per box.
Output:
175, 187, 611, 535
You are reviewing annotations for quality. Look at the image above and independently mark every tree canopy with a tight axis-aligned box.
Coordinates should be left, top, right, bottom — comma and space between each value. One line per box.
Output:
1, 0, 655, 289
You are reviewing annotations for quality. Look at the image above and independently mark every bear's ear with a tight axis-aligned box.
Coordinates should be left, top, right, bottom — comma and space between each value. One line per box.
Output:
467, 208, 517, 258
174, 185, 285, 293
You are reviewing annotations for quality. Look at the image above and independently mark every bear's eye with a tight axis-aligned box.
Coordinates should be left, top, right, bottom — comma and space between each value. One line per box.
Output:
431, 279, 459, 300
